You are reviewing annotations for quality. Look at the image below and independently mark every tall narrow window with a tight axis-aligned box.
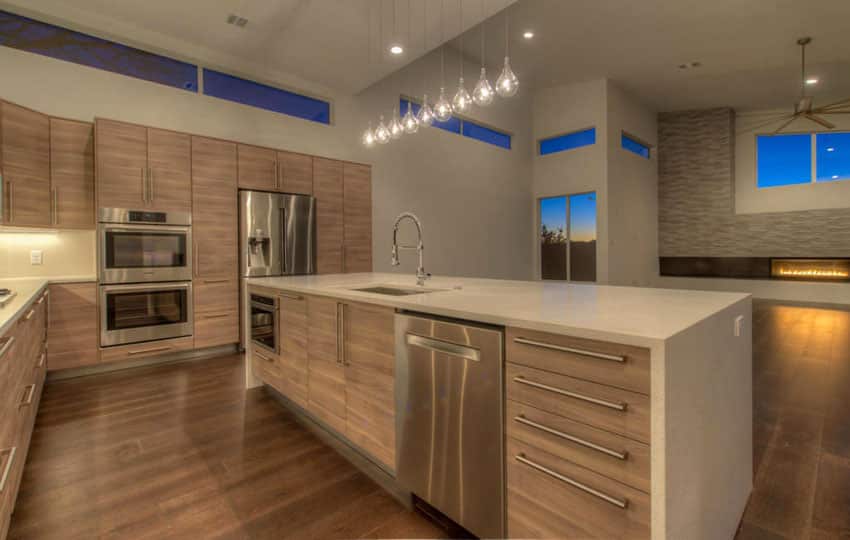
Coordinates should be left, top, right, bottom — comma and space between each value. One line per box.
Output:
539, 193, 597, 282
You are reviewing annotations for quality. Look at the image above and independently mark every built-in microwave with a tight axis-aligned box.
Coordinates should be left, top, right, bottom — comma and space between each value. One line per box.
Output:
98, 208, 192, 284
249, 293, 279, 354
100, 282, 193, 347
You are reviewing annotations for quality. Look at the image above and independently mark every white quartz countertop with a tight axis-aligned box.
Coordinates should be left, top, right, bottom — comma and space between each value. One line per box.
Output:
247, 273, 751, 345
0, 278, 48, 336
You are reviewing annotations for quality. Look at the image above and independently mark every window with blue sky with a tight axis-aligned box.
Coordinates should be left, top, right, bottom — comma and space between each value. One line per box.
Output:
399, 98, 510, 148
539, 128, 596, 156
757, 132, 850, 188
539, 193, 597, 282
621, 133, 650, 158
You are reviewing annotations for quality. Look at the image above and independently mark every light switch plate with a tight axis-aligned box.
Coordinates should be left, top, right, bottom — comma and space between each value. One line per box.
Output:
734, 315, 744, 337
30, 250, 43, 265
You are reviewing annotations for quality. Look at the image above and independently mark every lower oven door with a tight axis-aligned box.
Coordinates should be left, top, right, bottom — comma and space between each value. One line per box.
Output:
100, 282, 194, 347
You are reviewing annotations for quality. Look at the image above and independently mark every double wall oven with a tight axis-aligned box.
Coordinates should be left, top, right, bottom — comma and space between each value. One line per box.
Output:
98, 209, 193, 348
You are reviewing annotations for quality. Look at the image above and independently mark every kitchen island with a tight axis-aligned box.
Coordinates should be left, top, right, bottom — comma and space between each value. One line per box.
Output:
245, 273, 752, 540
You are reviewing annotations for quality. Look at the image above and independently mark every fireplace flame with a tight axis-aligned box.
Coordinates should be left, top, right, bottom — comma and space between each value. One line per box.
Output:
778, 268, 849, 278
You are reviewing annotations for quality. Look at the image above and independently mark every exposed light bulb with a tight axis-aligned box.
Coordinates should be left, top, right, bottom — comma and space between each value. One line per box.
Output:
434, 87, 453, 122
375, 115, 390, 144
390, 44, 404, 55
362, 122, 375, 147
496, 56, 519, 97
389, 107, 403, 139
472, 67, 495, 106
418, 94, 435, 127
523, 31, 534, 39
402, 102, 419, 134
452, 77, 472, 113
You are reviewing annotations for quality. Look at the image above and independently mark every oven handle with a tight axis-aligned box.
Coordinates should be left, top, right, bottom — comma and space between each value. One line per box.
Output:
250, 301, 278, 312
101, 282, 192, 294
101, 224, 191, 234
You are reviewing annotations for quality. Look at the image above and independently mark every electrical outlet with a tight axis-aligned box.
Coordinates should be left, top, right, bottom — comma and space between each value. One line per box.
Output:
734, 315, 744, 337
30, 250, 43, 265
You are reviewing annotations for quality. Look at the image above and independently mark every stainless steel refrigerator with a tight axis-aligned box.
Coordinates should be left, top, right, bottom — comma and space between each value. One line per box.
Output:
239, 190, 316, 278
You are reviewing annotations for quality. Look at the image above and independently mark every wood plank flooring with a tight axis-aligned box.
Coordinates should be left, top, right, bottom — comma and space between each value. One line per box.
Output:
737, 301, 850, 540
7, 354, 447, 540
8, 299, 850, 539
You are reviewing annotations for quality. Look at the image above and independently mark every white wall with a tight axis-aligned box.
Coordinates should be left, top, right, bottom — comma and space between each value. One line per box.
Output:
735, 111, 850, 214
0, 229, 95, 279
606, 81, 658, 287
0, 40, 534, 280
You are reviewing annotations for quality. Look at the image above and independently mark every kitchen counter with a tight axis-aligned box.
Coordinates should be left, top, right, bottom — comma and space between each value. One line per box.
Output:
0, 278, 49, 336
247, 272, 750, 346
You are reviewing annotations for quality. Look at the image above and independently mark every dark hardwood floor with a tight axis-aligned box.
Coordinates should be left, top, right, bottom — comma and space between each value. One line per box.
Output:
737, 301, 850, 540
8, 299, 850, 539
7, 354, 447, 540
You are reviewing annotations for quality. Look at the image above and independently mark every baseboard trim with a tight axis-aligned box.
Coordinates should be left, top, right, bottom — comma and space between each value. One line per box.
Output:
47, 344, 239, 381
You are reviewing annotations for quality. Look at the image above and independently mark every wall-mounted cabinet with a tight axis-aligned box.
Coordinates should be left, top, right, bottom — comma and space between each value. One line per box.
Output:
49, 118, 95, 228
314, 158, 344, 274
237, 144, 314, 196
1, 101, 51, 227
343, 163, 372, 273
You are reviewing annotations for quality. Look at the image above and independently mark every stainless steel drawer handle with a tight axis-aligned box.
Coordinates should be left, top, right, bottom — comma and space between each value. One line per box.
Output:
0, 447, 17, 493
127, 346, 172, 356
202, 313, 231, 320
0, 336, 14, 360
25, 308, 35, 321
515, 453, 629, 509
19, 384, 36, 407
514, 415, 628, 460
514, 337, 626, 363
513, 376, 628, 412
406, 333, 481, 362
202, 279, 230, 284
278, 292, 303, 301
37, 352, 46, 368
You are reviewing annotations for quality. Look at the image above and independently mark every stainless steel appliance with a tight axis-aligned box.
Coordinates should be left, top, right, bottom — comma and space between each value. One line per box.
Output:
100, 282, 193, 347
98, 208, 192, 284
239, 191, 316, 278
249, 292, 278, 353
395, 313, 505, 539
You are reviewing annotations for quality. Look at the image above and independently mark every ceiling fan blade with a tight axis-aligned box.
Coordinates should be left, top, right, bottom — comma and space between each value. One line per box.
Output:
804, 113, 836, 129
772, 114, 800, 134
736, 113, 796, 134
818, 97, 850, 111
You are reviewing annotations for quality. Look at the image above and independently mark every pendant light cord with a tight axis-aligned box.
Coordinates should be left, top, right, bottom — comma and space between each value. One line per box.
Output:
440, 0, 445, 86
459, 0, 464, 79
505, 4, 510, 57
480, 0, 485, 68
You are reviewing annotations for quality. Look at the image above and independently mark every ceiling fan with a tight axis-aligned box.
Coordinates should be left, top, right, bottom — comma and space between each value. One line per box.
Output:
744, 37, 850, 134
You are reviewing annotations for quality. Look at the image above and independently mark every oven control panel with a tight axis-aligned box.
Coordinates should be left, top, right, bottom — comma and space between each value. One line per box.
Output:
128, 210, 167, 223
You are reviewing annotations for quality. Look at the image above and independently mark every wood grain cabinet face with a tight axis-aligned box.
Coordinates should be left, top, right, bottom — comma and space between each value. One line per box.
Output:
307, 295, 346, 433
343, 163, 372, 273
277, 151, 313, 195
1, 101, 51, 227
278, 293, 309, 408
193, 277, 239, 349
147, 128, 191, 213
47, 283, 98, 371
95, 119, 147, 209
49, 119, 95, 228
313, 158, 344, 274
237, 144, 277, 191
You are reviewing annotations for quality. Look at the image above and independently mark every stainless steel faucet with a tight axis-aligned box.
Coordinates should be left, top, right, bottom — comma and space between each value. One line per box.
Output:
391, 212, 430, 286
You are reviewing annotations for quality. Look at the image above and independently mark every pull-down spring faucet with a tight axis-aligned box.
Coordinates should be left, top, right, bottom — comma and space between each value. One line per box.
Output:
391, 212, 430, 286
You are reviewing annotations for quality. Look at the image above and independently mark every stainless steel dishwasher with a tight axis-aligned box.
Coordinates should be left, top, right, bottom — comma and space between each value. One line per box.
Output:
395, 313, 504, 539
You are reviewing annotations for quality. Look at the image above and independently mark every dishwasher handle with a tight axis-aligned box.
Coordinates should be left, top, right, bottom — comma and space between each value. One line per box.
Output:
406, 333, 481, 362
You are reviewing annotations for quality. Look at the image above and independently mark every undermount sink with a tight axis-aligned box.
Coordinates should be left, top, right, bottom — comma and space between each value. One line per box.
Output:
351, 285, 446, 296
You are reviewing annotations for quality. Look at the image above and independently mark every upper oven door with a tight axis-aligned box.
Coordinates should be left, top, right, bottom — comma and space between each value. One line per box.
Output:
99, 224, 193, 283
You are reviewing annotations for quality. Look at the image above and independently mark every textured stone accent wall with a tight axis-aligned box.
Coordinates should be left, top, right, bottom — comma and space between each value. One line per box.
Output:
658, 108, 850, 257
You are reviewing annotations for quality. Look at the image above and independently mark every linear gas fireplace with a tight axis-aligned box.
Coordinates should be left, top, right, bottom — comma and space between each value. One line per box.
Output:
770, 258, 850, 282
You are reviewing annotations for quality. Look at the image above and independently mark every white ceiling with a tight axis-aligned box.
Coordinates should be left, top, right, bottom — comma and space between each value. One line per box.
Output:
3, 0, 850, 111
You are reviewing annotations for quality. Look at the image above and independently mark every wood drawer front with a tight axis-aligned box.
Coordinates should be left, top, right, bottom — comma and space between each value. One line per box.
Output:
507, 439, 650, 540
506, 364, 650, 444
194, 278, 238, 314
507, 401, 649, 494
507, 327, 650, 395
194, 311, 239, 349
100, 336, 194, 364
252, 345, 282, 383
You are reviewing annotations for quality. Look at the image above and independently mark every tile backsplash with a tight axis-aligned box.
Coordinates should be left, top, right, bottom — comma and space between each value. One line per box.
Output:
0, 229, 96, 278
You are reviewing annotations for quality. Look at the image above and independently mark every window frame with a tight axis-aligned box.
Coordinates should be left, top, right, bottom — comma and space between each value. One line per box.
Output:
537, 191, 598, 282
755, 130, 850, 189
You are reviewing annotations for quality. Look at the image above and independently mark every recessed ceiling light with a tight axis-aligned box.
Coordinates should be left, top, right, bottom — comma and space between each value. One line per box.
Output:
226, 14, 248, 27
389, 45, 404, 55
678, 61, 702, 70
523, 31, 534, 39
805, 78, 819, 85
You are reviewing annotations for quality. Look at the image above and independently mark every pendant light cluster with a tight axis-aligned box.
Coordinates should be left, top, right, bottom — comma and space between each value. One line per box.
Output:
362, 0, 520, 148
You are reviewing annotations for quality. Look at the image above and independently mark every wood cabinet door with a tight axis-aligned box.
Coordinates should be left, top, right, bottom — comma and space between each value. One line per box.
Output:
237, 144, 277, 191
278, 150, 313, 195
313, 158, 344, 274
307, 295, 346, 434
96, 119, 147, 209
343, 163, 372, 273
343, 301, 395, 469
191, 136, 238, 278
50, 118, 94, 229
147, 128, 191, 213
1, 101, 51, 226
47, 283, 98, 371
193, 277, 239, 349
279, 293, 309, 408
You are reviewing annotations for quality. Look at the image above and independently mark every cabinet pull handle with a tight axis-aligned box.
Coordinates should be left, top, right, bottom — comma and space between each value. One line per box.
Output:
140, 167, 146, 203
336, 302, 345, 365
127, 346, 172, 356
0, 446, 17, 493
8, 180, 13, 222
19, 384, 36, 407
513, 376, 628, 412
514, 415, 628, 460
0, 170, 4, 222
274, 160, 280, 189
514, 337, 626, 363
37, 352, 46, 368
202, 313, 231, 320
51, 187, 58, 225
0, 337, 14, 360
278, 292, 303, 301
515, 453, 629, 509
194, 242, 199, 278
149, 167, 155, 202
25, 309, 35, 321
406, 333, 480, 361
202, 278, 229, 284
255, 351, 273, 363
